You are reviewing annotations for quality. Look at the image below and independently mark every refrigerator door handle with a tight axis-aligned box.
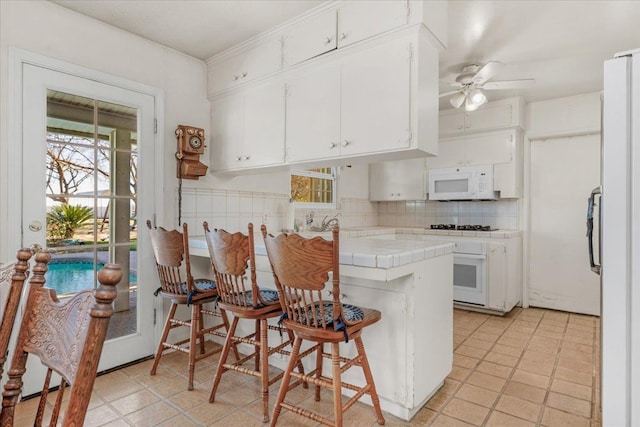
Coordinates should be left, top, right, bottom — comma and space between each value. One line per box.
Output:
587, 186, 601, 275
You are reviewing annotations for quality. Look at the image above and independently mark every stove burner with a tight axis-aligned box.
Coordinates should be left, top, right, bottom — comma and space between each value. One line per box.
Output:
430, 224, 496, 232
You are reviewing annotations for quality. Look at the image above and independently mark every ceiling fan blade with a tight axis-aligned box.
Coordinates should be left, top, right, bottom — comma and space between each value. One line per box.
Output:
482, 79, 536, 90
439, 90, 462, 98
472, 61, 504, 85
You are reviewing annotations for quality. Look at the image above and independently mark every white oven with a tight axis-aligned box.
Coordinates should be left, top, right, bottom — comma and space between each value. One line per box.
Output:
452, 241, 487, 305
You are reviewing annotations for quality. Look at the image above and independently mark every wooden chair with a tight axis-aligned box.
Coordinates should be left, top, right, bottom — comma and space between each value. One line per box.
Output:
0, 250, 121, 426
0, 248, 32, 381
204, 222, 306, 422
261, 226, 385, 427
146, 220, 236, 391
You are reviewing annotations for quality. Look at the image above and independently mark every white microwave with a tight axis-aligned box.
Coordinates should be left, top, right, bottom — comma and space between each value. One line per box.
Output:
428, 165, 498, 201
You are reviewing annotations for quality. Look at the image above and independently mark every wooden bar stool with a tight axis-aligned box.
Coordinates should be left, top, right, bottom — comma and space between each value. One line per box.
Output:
146, 220, 236, 391
0, 248, 32, 381
261, 226, 385, 427
204, 222, 306, 423
1, 251, 121, 426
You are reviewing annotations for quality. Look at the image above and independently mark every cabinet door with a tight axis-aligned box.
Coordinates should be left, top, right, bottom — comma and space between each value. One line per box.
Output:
487, 242, 506, 311
286, 63, 341, 163
467, 102, 513, 133
208, 36, 282, 95
369, 161, 397, 201
341, 39, 412, 157
210, 94, 244, 171
439, 110, 465, 135
283, 9, 337, 67
463, 131, 514, 166
243, 81, 286, 168
337, 0, 408, 48
426, 139, 465, 169
394, 158, 426, 200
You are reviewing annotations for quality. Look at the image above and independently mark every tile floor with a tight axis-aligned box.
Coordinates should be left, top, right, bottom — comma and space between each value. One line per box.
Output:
14, 307, 601, 426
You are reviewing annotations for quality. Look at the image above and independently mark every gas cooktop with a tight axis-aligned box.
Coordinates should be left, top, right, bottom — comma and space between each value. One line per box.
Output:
430, 224, 498, 232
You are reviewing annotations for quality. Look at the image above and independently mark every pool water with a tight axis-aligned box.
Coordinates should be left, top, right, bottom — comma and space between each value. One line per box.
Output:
45, 259, 137, 295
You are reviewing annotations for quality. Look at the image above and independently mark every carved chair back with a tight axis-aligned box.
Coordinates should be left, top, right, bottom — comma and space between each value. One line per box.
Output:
0, 251, 121, 426
0, 249, 32, 381
146, 220, 194, 296
204, 222, 262, 309
261, 226, 348, 333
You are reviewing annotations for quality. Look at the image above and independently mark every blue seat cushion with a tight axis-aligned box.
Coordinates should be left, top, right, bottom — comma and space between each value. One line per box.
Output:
237, 289, 280, 308
175, 279, 216, 294
291, 302, 364, 328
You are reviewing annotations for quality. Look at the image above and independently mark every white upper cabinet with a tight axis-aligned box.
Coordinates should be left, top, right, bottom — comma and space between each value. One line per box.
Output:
427, 129, 516, 169
439, 97, 524, 137
341, 39, 412, 156
337, 1, 409, 48
207, 36, 282, 96
369, 158, 426, 201
285, 62, 341, 163
211, 80, 286, 171
283, 9, 337, 67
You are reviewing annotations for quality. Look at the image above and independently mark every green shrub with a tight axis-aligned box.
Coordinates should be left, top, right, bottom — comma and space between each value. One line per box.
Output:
47, 204, 94, 243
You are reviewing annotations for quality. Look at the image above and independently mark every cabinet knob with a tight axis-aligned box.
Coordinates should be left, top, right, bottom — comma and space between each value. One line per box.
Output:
241, 72, 248, 78
236, 156, 242, 161
457, 125, 463, 129
328, 142, 336, 149
233, 75, 239, 81
324, 36, 332, 44
339, 32, 347, 40
243, 155, 250, 160
342, 139, 350, 147
465, 124, 471, 128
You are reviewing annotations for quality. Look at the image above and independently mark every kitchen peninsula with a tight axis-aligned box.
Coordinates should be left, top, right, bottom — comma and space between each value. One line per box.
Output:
189, 231, 454, 421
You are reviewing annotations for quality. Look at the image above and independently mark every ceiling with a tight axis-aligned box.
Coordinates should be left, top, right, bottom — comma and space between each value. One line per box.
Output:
50, 0, 640, 110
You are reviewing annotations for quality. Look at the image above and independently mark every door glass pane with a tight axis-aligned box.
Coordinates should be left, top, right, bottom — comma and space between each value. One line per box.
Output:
45, 90, 138, 340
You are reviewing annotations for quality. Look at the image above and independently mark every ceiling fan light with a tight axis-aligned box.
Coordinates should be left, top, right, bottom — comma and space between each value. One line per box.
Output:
469, 88, 486, 104
449, 92, 466, 109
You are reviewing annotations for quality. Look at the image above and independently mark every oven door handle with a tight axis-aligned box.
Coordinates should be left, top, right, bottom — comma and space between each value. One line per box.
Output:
454, 253, 487, 260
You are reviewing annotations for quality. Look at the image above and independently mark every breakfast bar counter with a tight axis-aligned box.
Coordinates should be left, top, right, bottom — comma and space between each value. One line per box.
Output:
189, 233, 454, 421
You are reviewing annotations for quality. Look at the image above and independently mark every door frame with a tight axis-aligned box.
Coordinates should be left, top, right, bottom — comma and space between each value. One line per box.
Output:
6, 47, 166, 381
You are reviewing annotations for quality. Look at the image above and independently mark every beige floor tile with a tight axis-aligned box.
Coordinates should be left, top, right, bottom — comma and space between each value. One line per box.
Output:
494, 395, 542, 422
546, 392, 592, 418
465, 371, 506, 392
210, 408, 269, 426
502, 380, 547, 404
110, 389, 159, 416
453, 353, 480, 369
431, 414, 476, 427
517, 358, 555, 376
554, 366, 593, 387
442, 397, 490, 425
124, 400, 180, 427
448, 365, 471, 382
560, 348, 594, 364
82, 404, 122, 427
484, 351, 519, 367
409, 407, 438, 426
491, 343, 524, 358
426, 390, 454, 412
485, 410, 536, 427
153, 414, 200, 427
521, 350, 557, 365
455, 345, 489, 359
462, 337, 494, 351
541, 407, 591, 427
455, 383, 499, 408
511, 369, 550, 389
475, 361, 513, 379
557, 357, 595, 375
551, 378, 592, 401
470, 331, 500, 343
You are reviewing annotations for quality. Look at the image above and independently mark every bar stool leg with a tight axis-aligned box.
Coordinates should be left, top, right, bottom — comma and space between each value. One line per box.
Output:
198, 305, 206, 354
331, 342, 343, 427
150, 302, 177, 376
260, 318, 269, 422
219, 308, 240, 361
255, 319, 261, 372
209, 316, 239, 402
270, 335, 302, 427
285, 328, 309, 389
355, 337, 385, 425
187, 302, 200, 390
315, 342, 324, 401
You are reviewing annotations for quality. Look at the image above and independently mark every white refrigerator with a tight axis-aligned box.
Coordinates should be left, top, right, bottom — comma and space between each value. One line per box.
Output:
599, 48, 639, 426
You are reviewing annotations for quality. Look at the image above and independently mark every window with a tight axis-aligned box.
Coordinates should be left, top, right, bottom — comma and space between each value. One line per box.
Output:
290, 167, 336, 208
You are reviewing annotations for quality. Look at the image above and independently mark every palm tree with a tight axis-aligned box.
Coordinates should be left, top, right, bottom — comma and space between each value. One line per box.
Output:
47, 204, 93, 242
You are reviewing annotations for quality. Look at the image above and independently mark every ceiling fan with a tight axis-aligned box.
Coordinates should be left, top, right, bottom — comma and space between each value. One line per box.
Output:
440, 61, 535, 111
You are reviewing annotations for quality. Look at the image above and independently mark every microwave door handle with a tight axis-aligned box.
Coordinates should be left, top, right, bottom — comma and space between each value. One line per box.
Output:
587, 186, 601, 275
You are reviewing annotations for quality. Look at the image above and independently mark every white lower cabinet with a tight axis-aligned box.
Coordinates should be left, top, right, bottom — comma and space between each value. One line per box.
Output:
369, 158, 426, 201
211, 80, 286, 171
486, 237, 522, 313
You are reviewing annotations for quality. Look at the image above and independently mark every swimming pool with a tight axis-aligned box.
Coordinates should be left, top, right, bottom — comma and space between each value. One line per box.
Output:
45, 258, 137, 295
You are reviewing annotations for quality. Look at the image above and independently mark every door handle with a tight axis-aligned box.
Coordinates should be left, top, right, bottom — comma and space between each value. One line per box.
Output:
586, 186, 601, 275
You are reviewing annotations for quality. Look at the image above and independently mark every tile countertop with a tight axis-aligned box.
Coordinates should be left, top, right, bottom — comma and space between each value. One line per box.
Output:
188, 234, 454, 270
340, 226, 522, 239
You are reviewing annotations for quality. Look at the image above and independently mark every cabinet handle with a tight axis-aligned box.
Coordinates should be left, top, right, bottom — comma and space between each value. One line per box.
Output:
236, 156, 242, 161
339, 32, 347, 40
328, 142, 336, 149
466, 124, 471, 128
233, 75, 239, 81
243, 155, 250, 160
342, 139, 350, 147
241, 72, 248, 78
324, 36, 332, 44
457, 125, 463, 129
